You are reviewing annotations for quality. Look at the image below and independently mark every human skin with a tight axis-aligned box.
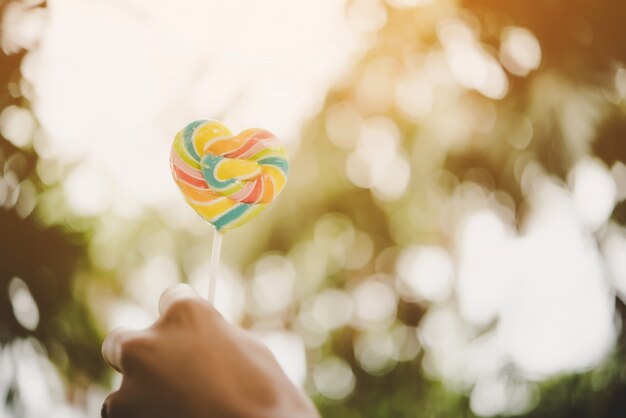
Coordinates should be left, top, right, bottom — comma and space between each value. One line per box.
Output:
101, 284, 320, 418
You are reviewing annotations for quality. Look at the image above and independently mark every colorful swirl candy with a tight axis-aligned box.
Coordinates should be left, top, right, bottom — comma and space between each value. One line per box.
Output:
170, 120, 289, 232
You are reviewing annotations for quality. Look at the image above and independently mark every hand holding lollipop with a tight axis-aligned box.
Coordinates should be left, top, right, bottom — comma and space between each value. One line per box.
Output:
101, 285, 319, 418
100, 123, 313, 418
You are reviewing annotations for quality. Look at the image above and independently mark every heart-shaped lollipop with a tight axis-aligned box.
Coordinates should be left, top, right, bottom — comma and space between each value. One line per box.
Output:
170, 120, 289, 232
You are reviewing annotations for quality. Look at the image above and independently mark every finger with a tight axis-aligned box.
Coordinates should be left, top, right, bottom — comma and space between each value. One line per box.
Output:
158, 283, 200, 316
102, 388, 135, 418
102, 327, 139, 373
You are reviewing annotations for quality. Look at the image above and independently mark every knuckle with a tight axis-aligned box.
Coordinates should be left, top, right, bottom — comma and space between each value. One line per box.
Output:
119, 335, 154, 373
164, 298, 204, 323
241, 331, 274, 356
104, 391, 133, 418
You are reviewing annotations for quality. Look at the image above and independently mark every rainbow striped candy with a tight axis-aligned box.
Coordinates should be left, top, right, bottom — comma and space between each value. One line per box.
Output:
170, 120, 289, 232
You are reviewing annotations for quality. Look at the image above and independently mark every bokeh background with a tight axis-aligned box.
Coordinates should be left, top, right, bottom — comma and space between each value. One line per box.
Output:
2, 0, 626, 417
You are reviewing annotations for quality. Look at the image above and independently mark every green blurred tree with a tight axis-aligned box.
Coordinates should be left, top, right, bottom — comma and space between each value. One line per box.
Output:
0, 4, 107, 411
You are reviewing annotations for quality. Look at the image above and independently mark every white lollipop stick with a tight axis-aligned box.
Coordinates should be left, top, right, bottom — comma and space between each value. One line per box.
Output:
208, 230, 222, 303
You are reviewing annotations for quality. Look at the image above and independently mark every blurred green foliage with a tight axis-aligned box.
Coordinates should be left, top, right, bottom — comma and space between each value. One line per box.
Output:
0, 31, 106, 411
